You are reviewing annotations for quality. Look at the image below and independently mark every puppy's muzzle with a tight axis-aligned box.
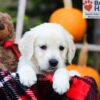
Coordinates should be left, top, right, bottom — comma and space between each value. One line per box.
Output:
49, 59, 58, 67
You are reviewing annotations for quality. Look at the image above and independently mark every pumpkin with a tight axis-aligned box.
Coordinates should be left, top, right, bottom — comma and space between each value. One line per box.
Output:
67, 64, 100, 95
49, 8, 87, 41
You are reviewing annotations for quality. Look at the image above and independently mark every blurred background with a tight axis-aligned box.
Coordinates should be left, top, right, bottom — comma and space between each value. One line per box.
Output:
0, 0, 100, 97
0, 0, 99, 72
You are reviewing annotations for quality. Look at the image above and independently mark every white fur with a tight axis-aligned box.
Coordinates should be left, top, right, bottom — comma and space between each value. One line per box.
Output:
17, 57, 37, 87
53, 68, 70, 94
17, 23, 76, 94
69, 70, 81, 77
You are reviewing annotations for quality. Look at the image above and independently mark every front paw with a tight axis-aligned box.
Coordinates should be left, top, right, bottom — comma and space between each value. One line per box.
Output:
18, 70, 37, 87
53, 68, 70, 95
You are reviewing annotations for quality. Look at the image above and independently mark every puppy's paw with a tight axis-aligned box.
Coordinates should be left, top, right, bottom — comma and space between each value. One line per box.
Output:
69, 70, 81, 77
53, 68, 70, 95
18, 69, 37, 87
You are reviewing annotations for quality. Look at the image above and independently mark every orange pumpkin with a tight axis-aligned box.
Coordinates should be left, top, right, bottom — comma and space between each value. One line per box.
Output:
49, 8, 87, 41
67, 64, 100, 94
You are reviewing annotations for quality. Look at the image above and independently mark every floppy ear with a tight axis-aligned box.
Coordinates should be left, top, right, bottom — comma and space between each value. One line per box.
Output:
64, 31, 76, 64
67, 35, 76, 64
18, 31, 35, 60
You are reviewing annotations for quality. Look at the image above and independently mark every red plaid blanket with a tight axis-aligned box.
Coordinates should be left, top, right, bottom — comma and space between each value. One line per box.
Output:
0, 69, 98, 100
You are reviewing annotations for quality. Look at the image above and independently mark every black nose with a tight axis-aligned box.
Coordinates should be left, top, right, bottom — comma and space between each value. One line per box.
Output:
49, 59, 58, 67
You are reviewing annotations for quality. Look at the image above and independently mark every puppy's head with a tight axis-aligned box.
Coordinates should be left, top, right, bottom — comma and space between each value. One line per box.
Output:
19, 23, 75, 73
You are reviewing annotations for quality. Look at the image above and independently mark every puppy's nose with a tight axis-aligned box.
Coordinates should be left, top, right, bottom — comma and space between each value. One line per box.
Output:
49, 59, 58, 67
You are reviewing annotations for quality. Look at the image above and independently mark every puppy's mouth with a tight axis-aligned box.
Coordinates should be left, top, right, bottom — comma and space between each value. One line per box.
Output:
41, 67, 57, 74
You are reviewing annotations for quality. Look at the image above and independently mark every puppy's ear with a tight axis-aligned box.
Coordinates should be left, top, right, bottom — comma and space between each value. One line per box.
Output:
18, 31, 35, 60
64, 31, 76, 64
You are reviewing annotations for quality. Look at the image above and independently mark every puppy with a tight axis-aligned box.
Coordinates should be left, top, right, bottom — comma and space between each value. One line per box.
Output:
17, 23, 76, 94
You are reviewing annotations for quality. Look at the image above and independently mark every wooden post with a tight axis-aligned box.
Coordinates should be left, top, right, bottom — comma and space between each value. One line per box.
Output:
15, 0, 27, 43
75, 44, 100, 52
63, 0, 72, 8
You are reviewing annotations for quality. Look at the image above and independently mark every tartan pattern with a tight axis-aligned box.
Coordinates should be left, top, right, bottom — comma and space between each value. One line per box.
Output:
66, 76, 98, 100
0, 69, 37, 100
0, 69, 98, 100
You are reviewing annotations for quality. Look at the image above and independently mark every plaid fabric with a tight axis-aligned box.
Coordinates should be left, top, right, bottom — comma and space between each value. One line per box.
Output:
66, 76, 98, 100
0, 69, 98, 100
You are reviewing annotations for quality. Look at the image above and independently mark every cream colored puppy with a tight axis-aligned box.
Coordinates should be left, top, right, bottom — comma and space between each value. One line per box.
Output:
17, 23, 76, 95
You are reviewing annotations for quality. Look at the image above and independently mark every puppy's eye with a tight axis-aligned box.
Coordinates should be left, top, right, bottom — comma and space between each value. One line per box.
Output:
59, 46, 64, 51
40, 45, 47, 50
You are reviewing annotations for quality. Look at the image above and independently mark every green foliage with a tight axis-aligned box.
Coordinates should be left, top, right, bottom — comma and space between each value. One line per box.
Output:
0, 0, 63, 32
72, 50, 80, 64
32, 17, 43, 27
